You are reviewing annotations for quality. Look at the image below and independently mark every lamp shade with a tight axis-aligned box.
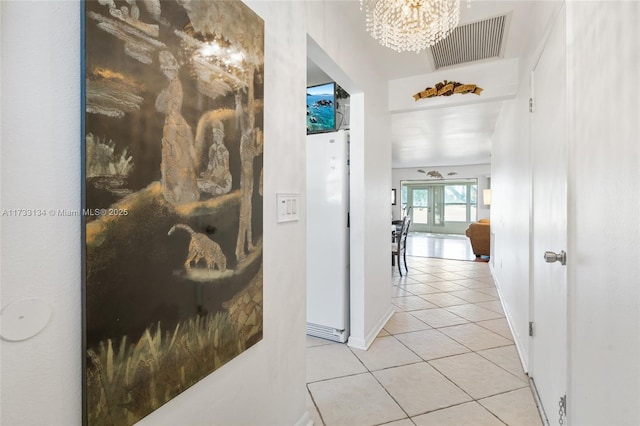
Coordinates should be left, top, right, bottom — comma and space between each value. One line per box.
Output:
483, 189, 492, 206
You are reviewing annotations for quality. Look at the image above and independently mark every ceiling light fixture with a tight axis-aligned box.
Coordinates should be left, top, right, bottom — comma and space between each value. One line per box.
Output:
360, 0, 461, 53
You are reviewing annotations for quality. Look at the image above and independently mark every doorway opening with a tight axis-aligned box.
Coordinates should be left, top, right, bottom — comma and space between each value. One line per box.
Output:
401, 179, 478, 235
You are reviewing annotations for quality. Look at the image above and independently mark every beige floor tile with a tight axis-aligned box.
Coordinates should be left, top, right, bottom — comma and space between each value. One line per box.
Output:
429, 271, 469, 281
475, 287, 500, 297
406, 257, 431, 265
403, 283, 445, 295
306, 335, 336, 348
420, 293, 468, 308
475, 301, 505, 314
351, 336, 422, 371
439, 323, 513, 351
411, 401, 504, 426
383, 312, 431, 335
377, 328, 390, 337
445, 304, 504, 322
430, 353, 528, 399
392, 295, 439, 311
425, 281, 469, 292
415, 265, 447, 273
307, 256, 539, 425
374, 363, 472, 417
307, 390, 324, 426
404, 266, 431, 274
405, 274, 448, 284
307, 344, 367, 383
410, 308, 469, 328
452, 279, 496, 289
395, 329, 470, 360
309, 373, 406, 426
477, 345, 528, 380
448, 289, 499, 303
479, 388, 543, 425
393, 275, 420, 286
383, 419, 414, 426
476, 318, 514, 341
392, 287, 413, 298
436, 263, 475, 272
454, 269, 494, 279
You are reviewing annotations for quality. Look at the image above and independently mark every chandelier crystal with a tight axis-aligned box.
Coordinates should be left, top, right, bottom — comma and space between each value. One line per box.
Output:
360, 0, 461, 53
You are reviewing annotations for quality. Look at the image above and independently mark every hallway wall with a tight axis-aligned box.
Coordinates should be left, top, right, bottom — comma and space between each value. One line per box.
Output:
566, 2, 640, 423
1, 1, 393, 424
1, 1, 309, 424
492, 1, 640, 423
306, 2, 393, 350
490, 0, 562, 374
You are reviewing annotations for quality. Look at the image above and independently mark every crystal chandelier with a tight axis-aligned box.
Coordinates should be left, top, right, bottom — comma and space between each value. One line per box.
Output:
360, 0, 461, 53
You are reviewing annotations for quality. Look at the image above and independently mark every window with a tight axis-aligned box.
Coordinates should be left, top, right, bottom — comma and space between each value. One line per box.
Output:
401, 179, 478, 233
445, 184, 478, 222
444, 185, 467, 222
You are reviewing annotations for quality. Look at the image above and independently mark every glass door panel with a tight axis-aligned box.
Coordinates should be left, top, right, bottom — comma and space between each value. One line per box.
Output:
412, 188, 430, 226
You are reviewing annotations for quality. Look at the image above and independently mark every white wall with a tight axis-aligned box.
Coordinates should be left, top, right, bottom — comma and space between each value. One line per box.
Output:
489, 0, 562, 373
392, 164, 491, 222
306, 2, 393, 349
1, 1, 395, 424
0, 1, 309, 425
1, 3, 83, 424
490, 89, 533, 369
492, 2, 640, 423
566, 2, 640, 424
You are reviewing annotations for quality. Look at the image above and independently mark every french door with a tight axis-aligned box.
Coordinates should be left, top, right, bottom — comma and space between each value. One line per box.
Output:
403, 180, 477, 234
407, 185, 441, 233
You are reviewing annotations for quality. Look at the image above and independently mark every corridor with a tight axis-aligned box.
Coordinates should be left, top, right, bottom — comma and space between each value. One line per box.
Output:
306, 256, 542, 425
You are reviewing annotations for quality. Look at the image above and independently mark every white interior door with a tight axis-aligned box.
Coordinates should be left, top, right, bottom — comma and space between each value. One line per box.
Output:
530, 5, 568, 425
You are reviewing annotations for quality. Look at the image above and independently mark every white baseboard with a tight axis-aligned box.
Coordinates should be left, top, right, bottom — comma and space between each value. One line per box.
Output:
489, 263, 530, 375
347, 305, 395, 350
294, 410, 312, 426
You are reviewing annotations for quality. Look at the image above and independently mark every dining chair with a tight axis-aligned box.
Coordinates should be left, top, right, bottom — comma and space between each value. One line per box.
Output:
392, 215, 411, 276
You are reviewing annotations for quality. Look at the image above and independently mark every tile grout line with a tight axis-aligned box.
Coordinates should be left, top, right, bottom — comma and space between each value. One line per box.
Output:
307, 255, 540, 425
384, 331, 479, 412
391, 258, 538, 423
306, 383, 327, 426
346, 340, 414, 425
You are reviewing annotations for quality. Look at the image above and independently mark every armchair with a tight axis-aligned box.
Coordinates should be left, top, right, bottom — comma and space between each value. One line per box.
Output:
465, 218, 490, 257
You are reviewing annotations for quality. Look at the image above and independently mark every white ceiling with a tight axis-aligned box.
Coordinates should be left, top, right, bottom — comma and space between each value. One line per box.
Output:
392, 101, 502, 167
307, 1, 537, 169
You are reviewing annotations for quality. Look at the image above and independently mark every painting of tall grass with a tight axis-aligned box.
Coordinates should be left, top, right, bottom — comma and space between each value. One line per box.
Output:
83, 0, 264, 423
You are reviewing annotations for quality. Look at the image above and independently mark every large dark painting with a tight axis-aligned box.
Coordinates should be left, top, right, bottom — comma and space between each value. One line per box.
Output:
82, 1, 264, 424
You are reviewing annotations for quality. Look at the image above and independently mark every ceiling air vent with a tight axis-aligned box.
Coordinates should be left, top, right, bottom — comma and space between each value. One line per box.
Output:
430, 14, 508, 69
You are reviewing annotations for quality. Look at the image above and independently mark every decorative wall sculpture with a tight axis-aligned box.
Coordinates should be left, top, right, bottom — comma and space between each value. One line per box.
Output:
417, 169, 459, 179
413, 80, 483, 101
83, 1, 264, 424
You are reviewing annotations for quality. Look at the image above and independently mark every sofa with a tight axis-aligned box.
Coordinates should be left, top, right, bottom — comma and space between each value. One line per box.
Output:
465, 218, 490, 257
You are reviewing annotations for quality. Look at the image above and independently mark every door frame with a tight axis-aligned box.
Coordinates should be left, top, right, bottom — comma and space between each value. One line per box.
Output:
528, 3, 569, 424
401, 179, 479, 235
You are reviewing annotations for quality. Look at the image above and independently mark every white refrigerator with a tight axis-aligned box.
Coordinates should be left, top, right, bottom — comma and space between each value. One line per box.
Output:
306, 130, 350, 343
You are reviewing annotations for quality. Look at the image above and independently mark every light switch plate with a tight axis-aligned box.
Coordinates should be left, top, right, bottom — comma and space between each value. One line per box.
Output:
276, 193, 300, 223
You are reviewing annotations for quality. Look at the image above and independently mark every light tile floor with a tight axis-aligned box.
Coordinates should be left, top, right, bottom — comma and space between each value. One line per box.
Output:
306, 256, 543, 426
406, 233, 476, 261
